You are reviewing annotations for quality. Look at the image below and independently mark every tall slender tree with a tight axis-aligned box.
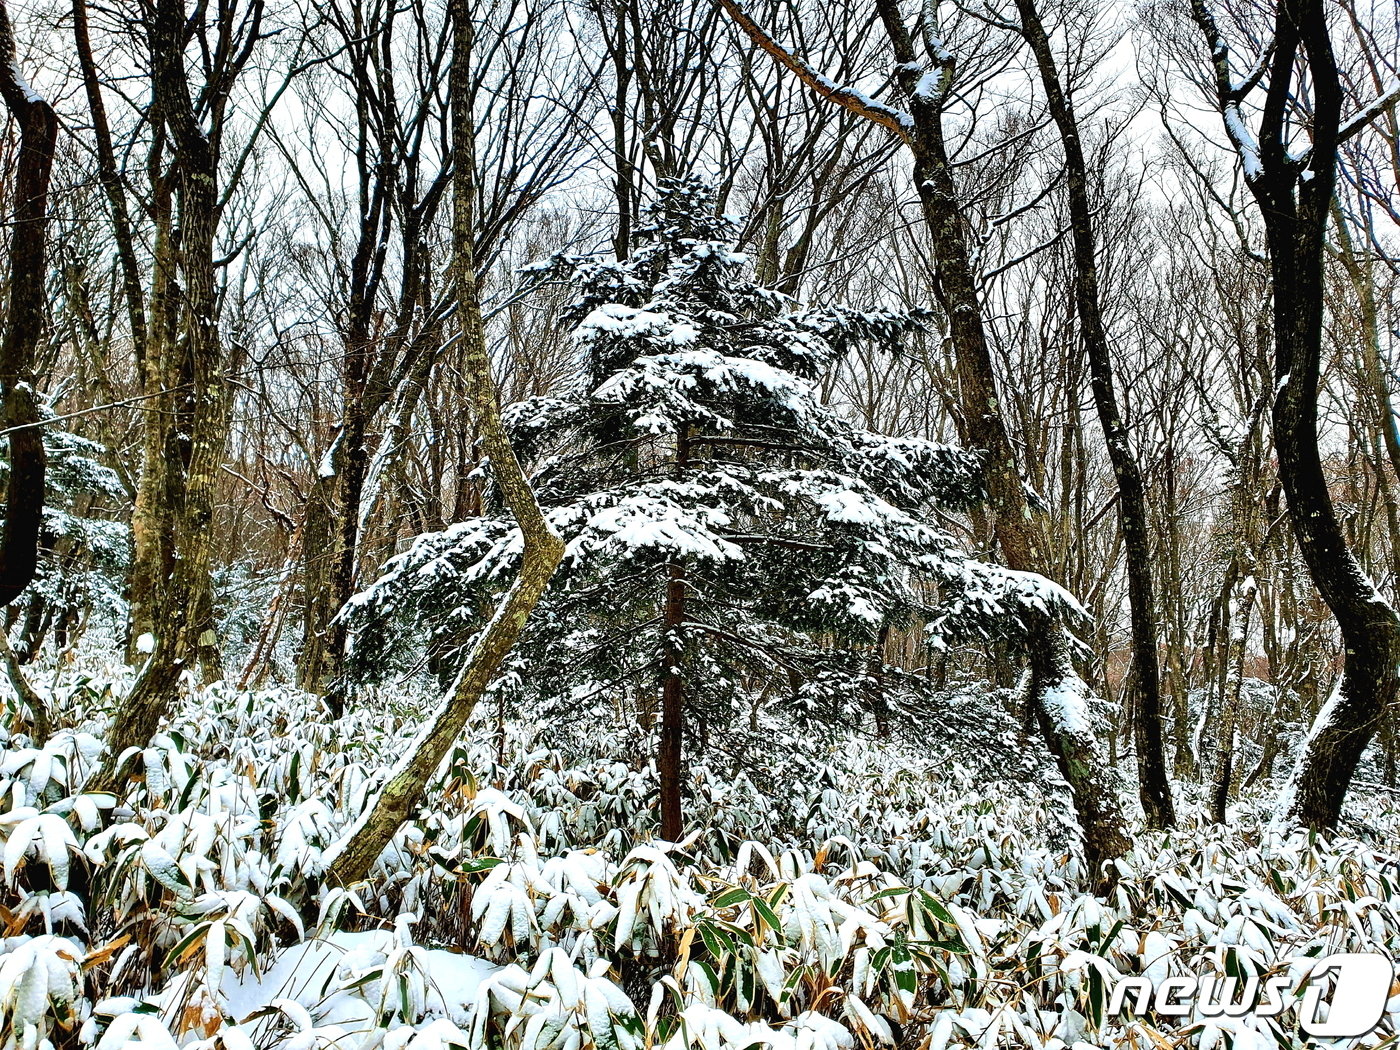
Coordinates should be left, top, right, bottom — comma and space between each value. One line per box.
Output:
1013, 0, 1175, 828
720, 0, 1131, 872
324, 0, 565, 884
89, 0, 265, 790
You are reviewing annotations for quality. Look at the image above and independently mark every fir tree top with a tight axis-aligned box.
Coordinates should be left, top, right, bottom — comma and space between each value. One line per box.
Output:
346, 179, 1082, 740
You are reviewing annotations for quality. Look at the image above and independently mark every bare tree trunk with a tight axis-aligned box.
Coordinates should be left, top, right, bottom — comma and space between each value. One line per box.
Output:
1158, 446, 1197, 779
593, 0, 635, 260
1015, 0, 1175, 829
293, 3, 450, 711
71, 0, 148, 370
298, 475, 340, 694
193, 579, 223, 685
237, 522, 304, 689
1212, 576, 1255, 822
299, 396, 369, 714
658, 424, 689, 840
1029, 622, 1132, 868
73, 0, 158, 662
126, 176, 179, 657
659, 564, 685, 840
871, 0, 1131, 874
324, 0, 564, 884
0, 1, 56, 611
1263, 8, 1400, 829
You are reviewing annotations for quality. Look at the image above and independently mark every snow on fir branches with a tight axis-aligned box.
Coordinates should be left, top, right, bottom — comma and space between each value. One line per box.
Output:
344, 178, 1083, 829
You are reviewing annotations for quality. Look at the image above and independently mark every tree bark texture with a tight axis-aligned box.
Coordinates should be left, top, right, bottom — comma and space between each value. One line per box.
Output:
0, 2, 57, 611
1191, 0, 1400, 828
89, 0, 244, 790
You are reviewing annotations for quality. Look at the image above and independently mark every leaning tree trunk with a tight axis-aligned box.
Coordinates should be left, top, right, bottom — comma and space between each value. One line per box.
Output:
237, 522, 304, 689
1270, 203, 1400, 829
0, 2, 56, 612
1029, 622, 1132, 867
1260, 6, 1400, 830
900, 129, 1134, 871
324, 0, 564, 885
1191, 0, 1400, 829
1015, 0, 1175, 830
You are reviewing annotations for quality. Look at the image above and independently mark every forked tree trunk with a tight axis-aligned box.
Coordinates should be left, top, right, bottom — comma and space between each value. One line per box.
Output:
0, 2, 57, 612
324, 0, 564, 885
88, 0, 239, 792
1015, 0, 1175, 830
1192, 0, 1400, 829
1263, 7, 1400, 829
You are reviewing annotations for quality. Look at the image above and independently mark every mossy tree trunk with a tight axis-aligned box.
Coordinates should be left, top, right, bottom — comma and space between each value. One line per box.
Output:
325, 0, 565, 885
88, 0, 254, 792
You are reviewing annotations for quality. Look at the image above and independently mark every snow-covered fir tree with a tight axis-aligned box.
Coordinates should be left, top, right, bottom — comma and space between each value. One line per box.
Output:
347, 178, 1080, 834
